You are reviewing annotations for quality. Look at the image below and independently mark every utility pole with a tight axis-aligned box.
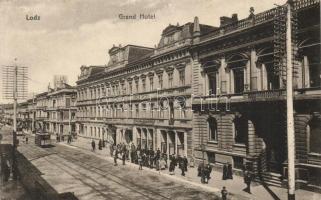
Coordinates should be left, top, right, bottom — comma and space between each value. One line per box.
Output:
2, 59, 28, 181
69, 108, 71, 135
286, 0, 295, 199
13, 65, 17, 147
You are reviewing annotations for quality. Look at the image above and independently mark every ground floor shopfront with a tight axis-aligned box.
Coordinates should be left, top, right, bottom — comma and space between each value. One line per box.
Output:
77, 121, 191, 157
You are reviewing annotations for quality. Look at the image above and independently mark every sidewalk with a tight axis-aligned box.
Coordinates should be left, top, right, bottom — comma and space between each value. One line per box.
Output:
59, 137, 321, 200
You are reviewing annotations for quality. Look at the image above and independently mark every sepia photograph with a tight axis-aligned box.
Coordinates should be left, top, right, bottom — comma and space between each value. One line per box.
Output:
0, 0, 320, 199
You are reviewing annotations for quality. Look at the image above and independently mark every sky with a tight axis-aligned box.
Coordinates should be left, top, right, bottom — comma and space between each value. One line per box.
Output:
0, 0, 286, 103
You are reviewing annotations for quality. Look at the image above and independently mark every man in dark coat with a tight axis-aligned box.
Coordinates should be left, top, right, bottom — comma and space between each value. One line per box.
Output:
207, 164, 213, 180
181, 159, 185, 176
149, 148, 155, 168
156, 148, 161, 160
243, 170, 253, 194
222, 163, 228, 180
227, 162, 233, 179
91, 140, 96, 151
98, 139, 102, 150
221, 186, 228, 200
183, 156, 188, 172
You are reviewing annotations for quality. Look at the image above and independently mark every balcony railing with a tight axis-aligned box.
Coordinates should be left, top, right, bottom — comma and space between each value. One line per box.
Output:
201, 0, 319, 42
244, 89, 286, 100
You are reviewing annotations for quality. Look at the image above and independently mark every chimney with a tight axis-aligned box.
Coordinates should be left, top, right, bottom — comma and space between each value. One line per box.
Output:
193, 16, 201, 44
220, 14, 238, 27
193, 16, 200, 35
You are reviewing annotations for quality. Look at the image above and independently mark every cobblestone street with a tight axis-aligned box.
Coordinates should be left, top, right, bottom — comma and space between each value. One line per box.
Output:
58, 136, 321, 200
11, 130, 245, 200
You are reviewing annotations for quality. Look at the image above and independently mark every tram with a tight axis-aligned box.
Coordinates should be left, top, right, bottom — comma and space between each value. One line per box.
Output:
35, 132, 51, 147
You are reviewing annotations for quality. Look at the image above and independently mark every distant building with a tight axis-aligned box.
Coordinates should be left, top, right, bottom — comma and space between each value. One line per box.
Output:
2, 79, 77, 137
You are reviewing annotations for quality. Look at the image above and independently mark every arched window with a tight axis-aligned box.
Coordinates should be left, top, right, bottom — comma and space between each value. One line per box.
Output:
307, 117, 321, 154
233, 115, 248, 144
208, 117, 218, 141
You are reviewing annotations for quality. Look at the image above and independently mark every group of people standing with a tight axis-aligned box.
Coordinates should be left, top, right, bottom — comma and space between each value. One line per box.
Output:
197, 163, 213, 183
109, 142, 189, 176
91, 139, 105, 151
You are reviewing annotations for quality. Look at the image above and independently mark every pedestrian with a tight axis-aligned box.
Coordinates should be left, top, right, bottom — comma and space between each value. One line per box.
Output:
243, 170, 253, 194
156, 158, 160, 171
156, 148, 161, 160
114, 149, 118, 166
222, 163, 228, 180
164, 153, 168, 168
207, 164, 212, 181
227, 162, 233, 179
221, 186, 228, 200
138, 155, 143, 170
183, 156, 188, 172
181, 160, 185, 176
91, 139, 96, 151
160, 157, 166, 170
98, 139, 102, 150
200, 165, 206, 183
149, 148, 154, 169
169, 160, 175, 175
122, 151, 126, 165
2, 160, 10, 182
25, 136, 28, 144
203, 165, 209, 183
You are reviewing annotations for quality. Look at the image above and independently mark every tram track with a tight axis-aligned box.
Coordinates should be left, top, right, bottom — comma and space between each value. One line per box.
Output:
26, 143, 172, 200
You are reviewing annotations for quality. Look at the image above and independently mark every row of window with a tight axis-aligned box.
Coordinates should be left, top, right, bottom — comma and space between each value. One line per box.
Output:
77, 102, 188, 120
205, 54, 320, 95
78, 69, 186, 101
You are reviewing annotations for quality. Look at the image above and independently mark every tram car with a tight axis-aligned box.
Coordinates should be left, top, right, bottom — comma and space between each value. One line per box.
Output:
35, 132, 51, 147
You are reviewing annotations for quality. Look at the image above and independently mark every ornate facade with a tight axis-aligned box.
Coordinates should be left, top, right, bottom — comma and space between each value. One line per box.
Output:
76, 19, 216, 156
191, 0, 320, 189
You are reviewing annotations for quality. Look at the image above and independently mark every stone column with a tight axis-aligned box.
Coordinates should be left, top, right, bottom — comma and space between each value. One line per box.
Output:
156, 129, 161, 151
261, 64, 267, 90
303, 56, 310, 88
175, 131, 178, 155
250, 49, 257, 90
184, 131, 188, 157
216, 71, 220, 95
146, 129, 150, 149
152, 129, 156, 150
229, 69, 234, 94
244, 64, 249, 91
166, 131, 170, 155
133, 126, 137, 146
